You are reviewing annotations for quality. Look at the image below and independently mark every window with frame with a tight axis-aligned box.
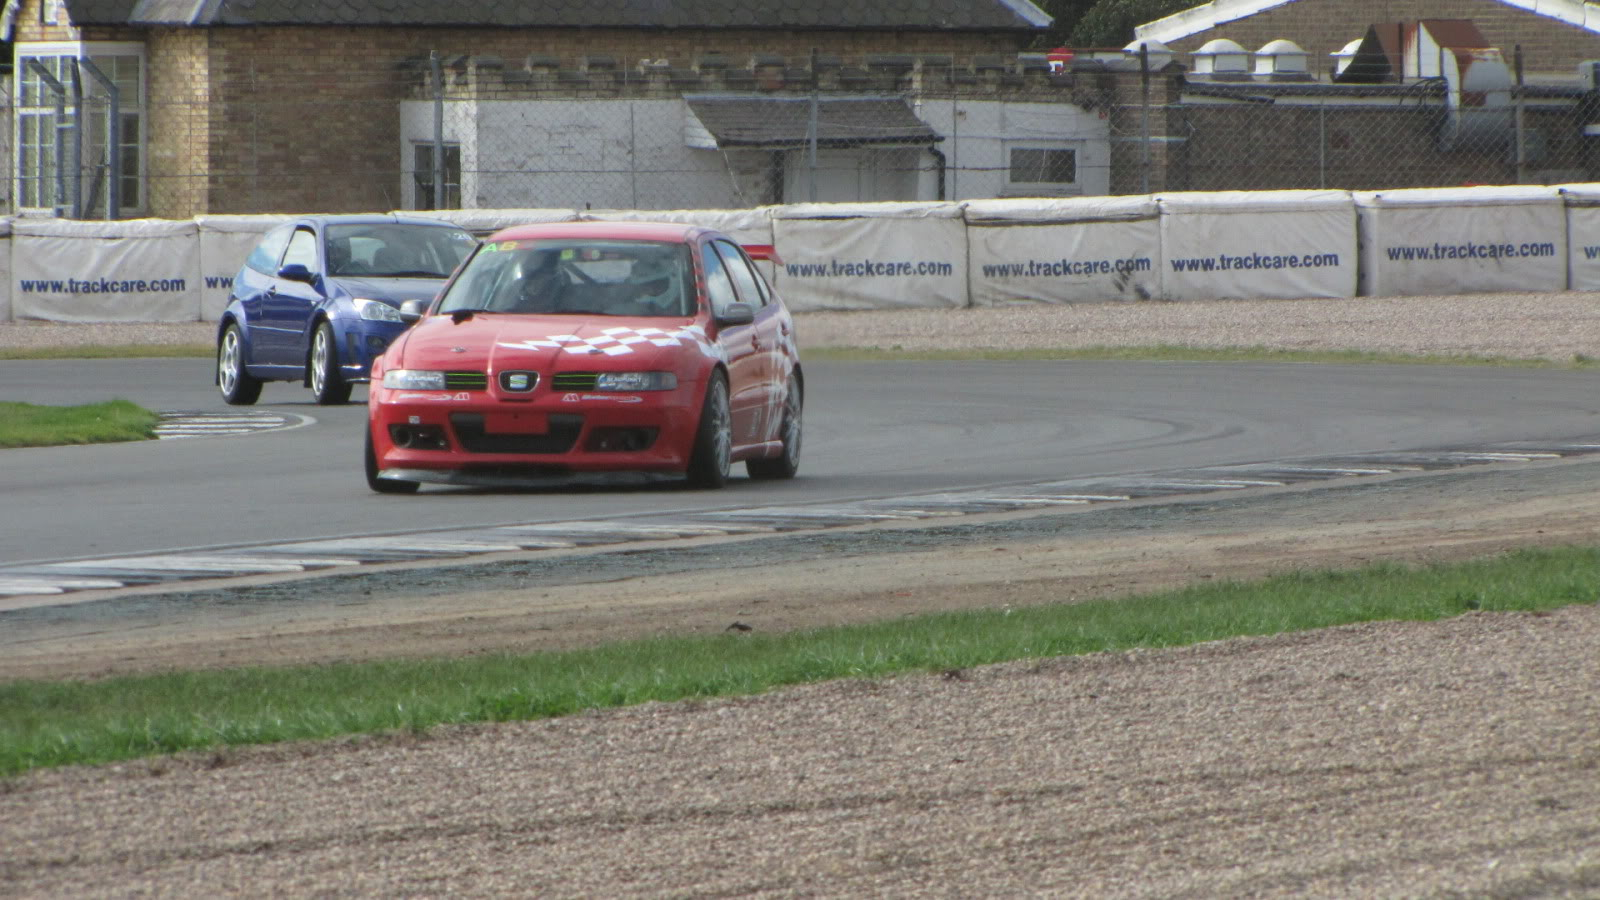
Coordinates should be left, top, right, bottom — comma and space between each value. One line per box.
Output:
14, 44, 145, 217
713, 240, 767, 308
1008, 146, 1077, 187
412, 143, 461, 210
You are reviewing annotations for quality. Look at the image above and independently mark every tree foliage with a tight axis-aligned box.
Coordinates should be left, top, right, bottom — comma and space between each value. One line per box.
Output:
1068, 0, 1195, 48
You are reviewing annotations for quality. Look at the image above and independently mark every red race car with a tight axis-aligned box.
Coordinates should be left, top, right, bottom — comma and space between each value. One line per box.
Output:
365, 221, 802, 493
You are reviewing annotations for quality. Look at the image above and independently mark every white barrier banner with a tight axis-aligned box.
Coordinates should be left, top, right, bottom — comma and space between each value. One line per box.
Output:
396, 208, 580, 236
0, 219, 11, 322
1355, 186, 1567, 297
12, 219, 200, 323
965, 197, 1159, 304
1559, 184, 1600, 291
772, 202, 968, 312
582, 207, 780, 281
197, 215, 293, 322
1159, 190, 1357, 301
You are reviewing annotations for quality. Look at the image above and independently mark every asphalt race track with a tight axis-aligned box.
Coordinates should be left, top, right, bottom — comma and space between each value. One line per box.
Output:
5, 356, 1600, 598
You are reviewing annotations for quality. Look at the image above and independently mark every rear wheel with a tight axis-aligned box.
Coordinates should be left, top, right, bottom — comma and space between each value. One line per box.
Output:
310, 322, 352, 405
686, 374, 732, 489
366, 429, 419, 494
747, 376, 801, 480
217, 323, 262, 405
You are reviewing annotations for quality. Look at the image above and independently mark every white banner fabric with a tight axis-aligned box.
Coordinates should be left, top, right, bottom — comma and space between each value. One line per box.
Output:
11, 218, 201, 322
1355, 186, 1567, 296
396, 209, 581, 236
1559, 184, 1600, 291
1158, 190, 1357, 301
581, 207, 781, 282
771, 203, 969, 311
0, 219, 11, 322
964, 197, 1160, 304
196, 215, 293, 322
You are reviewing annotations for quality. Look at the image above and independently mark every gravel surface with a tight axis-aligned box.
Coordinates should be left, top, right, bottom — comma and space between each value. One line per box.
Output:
5, 293, 1600, 898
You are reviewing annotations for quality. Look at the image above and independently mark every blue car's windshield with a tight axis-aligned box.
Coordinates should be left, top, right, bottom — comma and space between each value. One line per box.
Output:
438, 239, 693, 318
325, 224, 476, 278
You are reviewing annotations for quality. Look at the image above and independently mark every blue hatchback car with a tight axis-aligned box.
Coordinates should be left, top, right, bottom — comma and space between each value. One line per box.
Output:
216, 214, 477, 405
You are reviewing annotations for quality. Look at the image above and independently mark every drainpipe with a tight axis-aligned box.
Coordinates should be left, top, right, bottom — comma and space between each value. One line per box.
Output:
928, 146, 946, 201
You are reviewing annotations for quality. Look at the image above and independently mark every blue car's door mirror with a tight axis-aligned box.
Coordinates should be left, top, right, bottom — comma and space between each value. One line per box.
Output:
276, 262, 316, 283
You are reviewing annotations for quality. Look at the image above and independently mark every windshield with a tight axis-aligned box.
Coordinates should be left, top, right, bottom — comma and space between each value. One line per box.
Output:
324, 223, 476, 278
438, 239, 694, 317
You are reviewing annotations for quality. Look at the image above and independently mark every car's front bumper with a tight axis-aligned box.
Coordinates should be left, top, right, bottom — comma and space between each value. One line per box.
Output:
368, 382, 703, 479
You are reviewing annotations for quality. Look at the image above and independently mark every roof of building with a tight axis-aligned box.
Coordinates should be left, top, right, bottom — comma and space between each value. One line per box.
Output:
63, 0, 1049, 30
685, 95, 942, 148
1134, 0, 1600, 44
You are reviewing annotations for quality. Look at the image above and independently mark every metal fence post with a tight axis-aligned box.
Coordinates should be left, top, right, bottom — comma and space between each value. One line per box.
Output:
1514, 45, 1526, 184
430, 51, 445, 210
1139, 43, 1151, 195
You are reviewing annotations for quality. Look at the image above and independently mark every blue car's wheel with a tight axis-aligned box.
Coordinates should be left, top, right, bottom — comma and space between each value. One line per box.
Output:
310, 321, 352, 405
217, 323, 262, 406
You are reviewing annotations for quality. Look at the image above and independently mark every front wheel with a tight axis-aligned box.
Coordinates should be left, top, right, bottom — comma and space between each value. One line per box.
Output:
366, 429, 419, 494
217, 323, 262, 405
310, 322, 352, 405
747, 376, 801, 480
686, 374, 732, 489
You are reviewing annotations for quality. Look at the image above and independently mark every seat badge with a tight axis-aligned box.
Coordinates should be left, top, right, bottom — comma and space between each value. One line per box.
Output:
451, 346, 466, 353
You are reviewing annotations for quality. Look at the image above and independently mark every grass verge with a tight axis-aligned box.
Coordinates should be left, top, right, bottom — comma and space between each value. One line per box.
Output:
0, 399, 161, 448
3, 545, 1596, 777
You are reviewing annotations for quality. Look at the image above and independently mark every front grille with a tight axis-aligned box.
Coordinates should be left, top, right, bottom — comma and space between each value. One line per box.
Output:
450, 412, 583, 453
550, 372, 598, 391
444, 371, 488, 390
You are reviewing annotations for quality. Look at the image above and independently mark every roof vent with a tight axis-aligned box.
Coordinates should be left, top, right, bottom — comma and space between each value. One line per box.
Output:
1191, 38, 1249, 79
1254, 39, 1309, 79
1330, 38, 1363, 78
1123, 39, 1174, 72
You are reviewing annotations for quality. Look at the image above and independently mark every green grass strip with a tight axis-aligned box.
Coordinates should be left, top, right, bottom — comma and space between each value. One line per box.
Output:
3, 545, 1596, 777
0, 399, 161, 448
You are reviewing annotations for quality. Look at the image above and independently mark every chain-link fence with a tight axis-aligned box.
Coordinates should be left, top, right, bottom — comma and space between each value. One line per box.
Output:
7, 50, 1598, 219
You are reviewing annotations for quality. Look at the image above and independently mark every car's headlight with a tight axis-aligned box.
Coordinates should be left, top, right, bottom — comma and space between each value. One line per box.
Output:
355, 298, 404, 323
382, 369, 447, 390
595, 371, 678, 391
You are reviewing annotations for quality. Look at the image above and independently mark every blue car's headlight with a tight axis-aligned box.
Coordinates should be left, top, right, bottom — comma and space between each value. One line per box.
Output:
595, 372, 678, 391
355, 298, 404, 323
382, 369, 447, 390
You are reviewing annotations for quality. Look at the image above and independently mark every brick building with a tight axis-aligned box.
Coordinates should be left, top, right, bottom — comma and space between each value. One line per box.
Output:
1114, 0, 1600, 192
4, 0, 1067, 218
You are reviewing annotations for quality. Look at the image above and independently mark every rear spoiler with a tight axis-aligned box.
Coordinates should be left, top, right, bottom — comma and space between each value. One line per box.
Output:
741, 244, 784, 266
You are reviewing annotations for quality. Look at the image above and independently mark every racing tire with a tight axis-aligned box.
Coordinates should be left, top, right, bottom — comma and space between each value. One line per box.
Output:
686, 374, 732, 489
310, 321, 353, 405
747, 376, 801, 480
366, 429, 419, 494
217, 323, 263, 406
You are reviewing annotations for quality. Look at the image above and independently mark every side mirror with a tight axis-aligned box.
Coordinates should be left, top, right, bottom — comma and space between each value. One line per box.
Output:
715, 303, 755, 327
276, 262, 316, 283
398, 299, 428, 324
